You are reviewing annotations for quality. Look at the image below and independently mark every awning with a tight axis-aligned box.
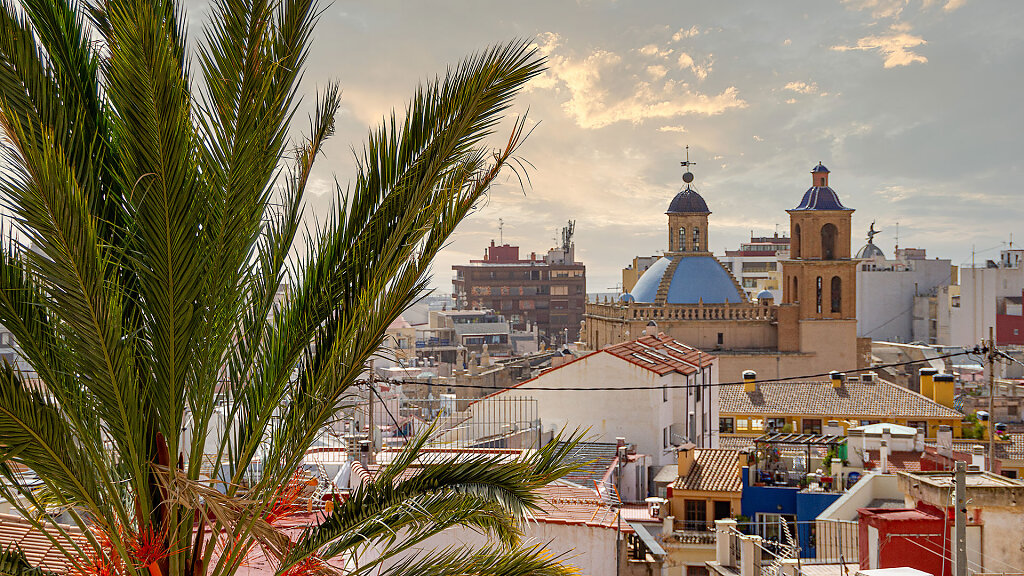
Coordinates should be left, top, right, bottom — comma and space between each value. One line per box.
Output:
626, 521, 667, 557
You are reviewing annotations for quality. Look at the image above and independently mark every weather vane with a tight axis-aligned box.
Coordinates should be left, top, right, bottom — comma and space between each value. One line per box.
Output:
867, 221, 880, 243
680, 145, 696, 184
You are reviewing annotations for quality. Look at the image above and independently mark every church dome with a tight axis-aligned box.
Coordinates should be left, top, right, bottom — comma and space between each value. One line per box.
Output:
792, 162, 852, 211
667, 186, 710, 214
630, 255, 745, 305
756, 289, 774, 300
855, 242, 885, 259
792, 186, 849, 211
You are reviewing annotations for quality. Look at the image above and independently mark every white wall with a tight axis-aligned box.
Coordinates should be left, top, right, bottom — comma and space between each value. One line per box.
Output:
857, 258, 952, 342
503, 351, 719, 466
355, 519, 620, 576
948, 261, 1024, 346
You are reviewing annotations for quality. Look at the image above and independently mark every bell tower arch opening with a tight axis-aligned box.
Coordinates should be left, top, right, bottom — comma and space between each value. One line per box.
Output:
821, 223, 838, 260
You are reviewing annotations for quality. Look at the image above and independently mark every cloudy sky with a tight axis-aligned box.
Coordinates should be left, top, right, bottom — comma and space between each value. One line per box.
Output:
208, 0, 1024, 292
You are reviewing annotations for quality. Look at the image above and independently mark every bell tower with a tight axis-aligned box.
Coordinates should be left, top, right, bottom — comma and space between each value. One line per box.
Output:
666, 146, 711, 254
782, 163, 857, 320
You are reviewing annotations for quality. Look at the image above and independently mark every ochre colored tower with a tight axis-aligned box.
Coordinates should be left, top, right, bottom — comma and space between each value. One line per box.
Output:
666, 187, 711, 254
778, 164, 858, 363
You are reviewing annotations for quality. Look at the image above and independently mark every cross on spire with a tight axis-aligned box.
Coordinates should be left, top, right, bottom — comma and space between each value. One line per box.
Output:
680, 145, 696, 184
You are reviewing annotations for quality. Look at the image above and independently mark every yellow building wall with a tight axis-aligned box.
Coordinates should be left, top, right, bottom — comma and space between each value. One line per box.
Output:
720, 412, 963, 439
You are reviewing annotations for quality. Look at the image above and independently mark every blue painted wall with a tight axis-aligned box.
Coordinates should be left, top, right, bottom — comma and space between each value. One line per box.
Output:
740, 467, 841, 558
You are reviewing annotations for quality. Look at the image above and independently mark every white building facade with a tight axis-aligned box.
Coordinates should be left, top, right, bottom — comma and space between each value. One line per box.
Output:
481, 334, 719, 466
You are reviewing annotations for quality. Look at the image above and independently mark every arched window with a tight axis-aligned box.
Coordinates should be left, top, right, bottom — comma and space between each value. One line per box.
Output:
815, 276, 823, 314
792, 276, 798, 303
831, 276, 842, 314
678, 227, 686, 251
693, 227, 701, 251
821, 223, 838, 259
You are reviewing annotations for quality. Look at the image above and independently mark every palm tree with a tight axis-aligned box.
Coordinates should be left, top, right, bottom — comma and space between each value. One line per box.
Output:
0, 0, 581, 573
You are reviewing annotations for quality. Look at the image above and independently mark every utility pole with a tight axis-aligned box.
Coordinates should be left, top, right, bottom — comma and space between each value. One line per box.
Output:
987, 327, 996, 470
953, 461, 967, 576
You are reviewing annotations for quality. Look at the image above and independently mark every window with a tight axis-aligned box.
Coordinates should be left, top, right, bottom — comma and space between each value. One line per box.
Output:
720, 418, 735, 433
693, 227, 701, 251
679, 227, 686, 251
792, 276, 798, 304
663, 427, 671, 449
713, 501, 732, 521
737, 419, 749, 431
816, 276, 823, 314
803, 419, 822, 434
663, 380, 669, 403
792, 224, 801, 258
1009, 405, 1019, 416
717, 332, 724, 346
765, 417, 787, 432
831, 276, 842, 314
530, 270, 540, 281
756, 513, 797, 543
821, 223, 838, 259
908, 421, 927, 434
684, 500, 707, 531
551, 285, 569, 296
1004, 470, 1018, 479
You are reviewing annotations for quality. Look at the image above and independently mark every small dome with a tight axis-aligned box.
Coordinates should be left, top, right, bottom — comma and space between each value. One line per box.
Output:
792, 186, 850, 211
856, 243, 886, 259
756, 289, 774, 300
618, 292, 635, 303
631, 255, 744, 304
667, 186, 710, 214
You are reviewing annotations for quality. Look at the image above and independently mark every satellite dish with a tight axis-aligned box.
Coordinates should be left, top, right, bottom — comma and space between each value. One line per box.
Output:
682, 171, 694, 183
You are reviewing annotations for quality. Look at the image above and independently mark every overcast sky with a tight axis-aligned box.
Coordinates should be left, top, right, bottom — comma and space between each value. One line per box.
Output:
204, 0, 1024, 292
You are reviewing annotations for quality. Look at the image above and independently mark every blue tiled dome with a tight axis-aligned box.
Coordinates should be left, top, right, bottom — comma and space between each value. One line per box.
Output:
792, 186, 850, 211
756, 289, 774, 300
667, 186, 710, 214
630, 256, 745, 304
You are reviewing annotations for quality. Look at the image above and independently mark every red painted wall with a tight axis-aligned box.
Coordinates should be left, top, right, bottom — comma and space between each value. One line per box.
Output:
997, 313, 1024, 345
859, 504, 949, 575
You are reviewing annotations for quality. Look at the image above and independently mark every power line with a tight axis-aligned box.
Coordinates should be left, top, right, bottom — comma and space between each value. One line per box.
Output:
368, 347, 984, 392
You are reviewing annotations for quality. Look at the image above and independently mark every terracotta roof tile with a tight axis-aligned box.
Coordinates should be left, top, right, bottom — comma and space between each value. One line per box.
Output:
0, 513, 87, 573
672, 449, 742, 493
719, 380, 963, 419
604, 334, 715, 376
864, 450, 923, 472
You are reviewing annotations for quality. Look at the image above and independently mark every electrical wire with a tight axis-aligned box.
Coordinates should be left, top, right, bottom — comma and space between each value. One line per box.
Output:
367, 380, 403, 432
366, 347, 985, 392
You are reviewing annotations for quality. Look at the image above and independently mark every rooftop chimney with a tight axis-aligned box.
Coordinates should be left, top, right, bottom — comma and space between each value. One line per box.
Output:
919, 367, 938, 399
972, 445, 986, 471
937, 425, 953, 458
677, 443, 697, 477
880, 439, 889, 474
933, 373, 955, 409
830, 371, 845, 389
743, 370, 757, 393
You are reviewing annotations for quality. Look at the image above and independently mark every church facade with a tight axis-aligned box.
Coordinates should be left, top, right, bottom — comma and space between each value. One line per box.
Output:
582, 163, 870, 382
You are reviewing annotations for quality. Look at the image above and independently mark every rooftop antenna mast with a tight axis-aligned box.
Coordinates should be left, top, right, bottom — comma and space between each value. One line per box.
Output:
498, 218, 504, 245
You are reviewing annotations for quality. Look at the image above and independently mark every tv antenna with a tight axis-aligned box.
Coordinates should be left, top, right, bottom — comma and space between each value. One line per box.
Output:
498, 218, 504, 244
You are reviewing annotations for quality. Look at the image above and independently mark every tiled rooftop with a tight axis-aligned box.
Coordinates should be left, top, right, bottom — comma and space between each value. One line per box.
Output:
719, 380, 963, 419
673, 449, 742, 493
604, 334, 715, 376
864, 450, 923, 472
0, 513, 87, 573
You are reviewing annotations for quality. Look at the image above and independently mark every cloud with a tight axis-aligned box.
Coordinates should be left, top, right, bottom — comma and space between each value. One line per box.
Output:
832, 32, 928, 67
676, 52, 712, 80
840, 0, 908, 19
784, 81, 819, 94
533, 34, 746, 129
783, 38, 792, 46
672, 26, 700, 41
943, 0, 966, 11
657, 125, 687, 133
